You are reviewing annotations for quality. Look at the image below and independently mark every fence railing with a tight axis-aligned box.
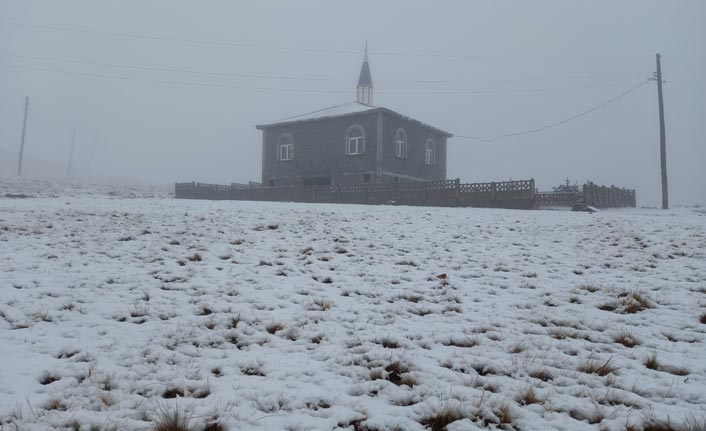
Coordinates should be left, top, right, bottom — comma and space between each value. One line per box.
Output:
535, 182, 636, 208
582, 182, 636, 208
175, 178, 536, 209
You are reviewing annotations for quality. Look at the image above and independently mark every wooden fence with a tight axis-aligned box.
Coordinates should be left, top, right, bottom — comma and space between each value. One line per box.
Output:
175, 179, 537, 209
535, 182, 636, 208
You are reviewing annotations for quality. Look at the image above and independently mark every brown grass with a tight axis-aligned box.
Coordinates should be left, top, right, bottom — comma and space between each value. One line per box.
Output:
614, 330, 639, 348
187, 253, 202, 262
517, 385, 540, 405
644, 352, 659, 370
578, 356, 617, 376
419, 404, 463, 431
265, 322, 285, 334
153, 404, 193, 431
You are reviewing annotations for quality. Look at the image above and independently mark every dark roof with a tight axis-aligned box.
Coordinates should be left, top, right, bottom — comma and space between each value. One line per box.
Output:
358, 59, 373, 87
255, 102, 453, 138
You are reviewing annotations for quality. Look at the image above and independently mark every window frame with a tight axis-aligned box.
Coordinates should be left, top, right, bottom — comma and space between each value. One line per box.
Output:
277, 133, 294, 161
424, 139, 435, 166
395, 129, 407, 159
346, 125, 365, 155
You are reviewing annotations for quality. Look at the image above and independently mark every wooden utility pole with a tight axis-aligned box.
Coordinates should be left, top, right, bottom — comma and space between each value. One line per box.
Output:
67, 128, 76, 177
655, 53, 668, 209
17, 96, 29, 176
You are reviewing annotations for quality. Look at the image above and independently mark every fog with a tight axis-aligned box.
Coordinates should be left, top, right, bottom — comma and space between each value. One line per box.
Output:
1, 1, 704, 205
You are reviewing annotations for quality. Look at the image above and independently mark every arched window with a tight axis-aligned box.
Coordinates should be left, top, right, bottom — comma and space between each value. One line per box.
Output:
425, 139, 435, 166
278, 134, 293, 161
395, 129, 407, 158
346, 125, 365, 155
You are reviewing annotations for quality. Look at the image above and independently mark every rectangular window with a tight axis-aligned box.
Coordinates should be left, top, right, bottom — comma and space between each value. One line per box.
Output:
348, 137, 364, 155
425, 148, 434, 165
280, 144, 293, 161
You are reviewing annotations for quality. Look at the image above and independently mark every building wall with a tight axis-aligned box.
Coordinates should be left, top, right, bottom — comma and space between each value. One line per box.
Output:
260, 110, 448, 186
380, 112, 447, 182
261, 112, 379, 186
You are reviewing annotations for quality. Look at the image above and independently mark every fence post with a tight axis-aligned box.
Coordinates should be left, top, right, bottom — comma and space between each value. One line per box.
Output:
455, 178, 460, 206
529, 178, 535, 200
337, 185, 342, 203
312, 186, 317, 203
422, 182, 427, 203
490, 182, 496, 201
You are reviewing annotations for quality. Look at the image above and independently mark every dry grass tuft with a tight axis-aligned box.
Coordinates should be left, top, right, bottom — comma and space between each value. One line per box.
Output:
578, 356, 617, 376
528, 368, 553, 382
644, 352, 659, 370
614, 330, 639, 348
187, 253, 202, 262
517, 385, 540, 405
153, 404, 193, 431
265, 322, 285, 334
419, 403, 464, 431
600, 289, 652, 314
311, 298, 334, 311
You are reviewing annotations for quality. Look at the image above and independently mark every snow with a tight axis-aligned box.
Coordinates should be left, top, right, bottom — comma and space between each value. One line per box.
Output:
262, 101, 377, 126
1, 182, 705, 430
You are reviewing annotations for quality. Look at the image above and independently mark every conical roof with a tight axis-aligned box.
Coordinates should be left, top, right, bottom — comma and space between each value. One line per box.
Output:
357, 43, 373, 87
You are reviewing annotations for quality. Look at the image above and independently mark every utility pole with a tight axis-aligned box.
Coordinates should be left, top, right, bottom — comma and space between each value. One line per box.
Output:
655, 53, 668, 209
17, 96, 29, 176
67, 128, 76, 177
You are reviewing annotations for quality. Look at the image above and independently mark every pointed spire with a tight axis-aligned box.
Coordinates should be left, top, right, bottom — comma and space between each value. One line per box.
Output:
357, 42, 373, 105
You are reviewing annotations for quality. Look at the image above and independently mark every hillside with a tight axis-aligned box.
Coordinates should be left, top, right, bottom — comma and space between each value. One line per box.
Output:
1, 191, 705, 430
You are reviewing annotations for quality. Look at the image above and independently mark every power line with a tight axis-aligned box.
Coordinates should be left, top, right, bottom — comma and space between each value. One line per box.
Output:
0, 62, 643, 96
0, 63, 352, 94
453, 80, 651, 142
0, 19, 651, 60
0, 52, 350, 82
0, 51, 647, 84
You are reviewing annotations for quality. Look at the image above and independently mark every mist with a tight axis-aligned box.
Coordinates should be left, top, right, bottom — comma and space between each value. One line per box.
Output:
1, 0, 704, 205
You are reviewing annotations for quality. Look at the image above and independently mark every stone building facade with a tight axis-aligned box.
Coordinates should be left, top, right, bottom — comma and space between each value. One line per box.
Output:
255, 46, 452, 186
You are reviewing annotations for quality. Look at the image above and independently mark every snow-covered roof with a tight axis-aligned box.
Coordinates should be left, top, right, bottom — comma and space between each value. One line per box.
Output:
255, 101, 452, 137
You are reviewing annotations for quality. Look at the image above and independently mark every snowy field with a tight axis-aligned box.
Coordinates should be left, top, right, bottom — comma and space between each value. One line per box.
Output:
1, 184, 705, 430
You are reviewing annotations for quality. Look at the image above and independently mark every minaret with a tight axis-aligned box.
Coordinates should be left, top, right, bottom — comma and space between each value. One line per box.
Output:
357, 42, 373, 105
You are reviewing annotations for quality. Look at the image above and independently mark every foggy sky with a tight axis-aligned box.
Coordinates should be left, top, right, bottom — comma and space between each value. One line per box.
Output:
1, 1, 704, 205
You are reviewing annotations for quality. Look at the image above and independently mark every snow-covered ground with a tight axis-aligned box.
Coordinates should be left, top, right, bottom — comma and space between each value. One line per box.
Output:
1, 184, 705, 430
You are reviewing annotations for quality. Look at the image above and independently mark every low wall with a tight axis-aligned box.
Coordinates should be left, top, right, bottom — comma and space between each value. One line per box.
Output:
175, 179, 537, 210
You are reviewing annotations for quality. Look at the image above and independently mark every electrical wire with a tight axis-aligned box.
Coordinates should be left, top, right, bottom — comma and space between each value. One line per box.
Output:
0, 63, 352, 94
452, 80, 652, 142
0, 51, 647, 84
0, 62, 644, 96
0, 20, 651, 60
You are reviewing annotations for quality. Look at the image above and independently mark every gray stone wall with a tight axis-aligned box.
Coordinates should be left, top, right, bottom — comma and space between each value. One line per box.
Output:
380, 112, 447, 182
261, 112, 379, 186
259, 110, 448, 186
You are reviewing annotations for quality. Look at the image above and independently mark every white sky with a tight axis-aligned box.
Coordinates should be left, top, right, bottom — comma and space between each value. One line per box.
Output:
0, 0, 704, 205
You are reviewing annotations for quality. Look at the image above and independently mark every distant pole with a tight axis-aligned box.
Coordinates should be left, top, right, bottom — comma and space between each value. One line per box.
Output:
17, 96, 29, 176
655, 53, 668, 209
67, 128, 76, 177
87, 133, 95, 172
